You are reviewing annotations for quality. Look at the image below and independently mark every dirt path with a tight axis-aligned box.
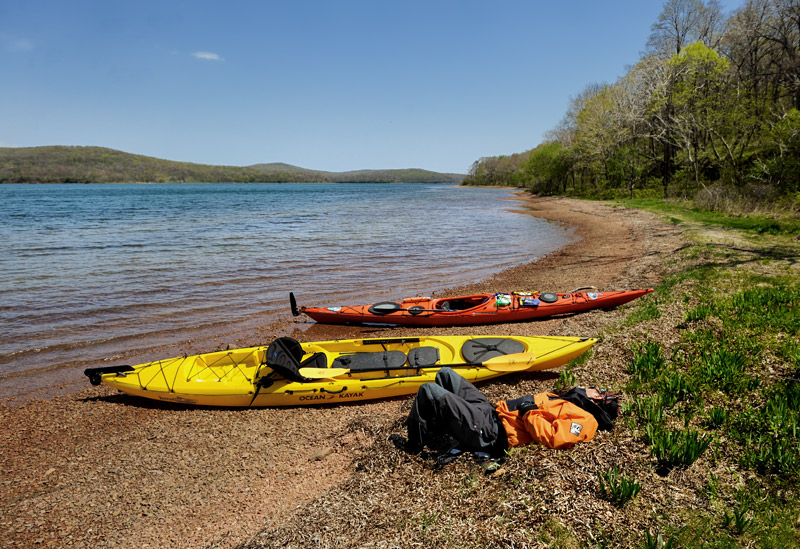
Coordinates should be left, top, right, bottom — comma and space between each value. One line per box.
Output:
0, 195, 683, 548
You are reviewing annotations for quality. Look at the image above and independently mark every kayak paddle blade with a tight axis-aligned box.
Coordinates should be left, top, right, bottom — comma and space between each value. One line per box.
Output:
483, 352, 538, 372
298, 367, 350, 379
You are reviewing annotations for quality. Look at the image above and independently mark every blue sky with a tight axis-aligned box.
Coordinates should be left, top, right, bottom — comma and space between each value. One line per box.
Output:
1, 1, 743, 174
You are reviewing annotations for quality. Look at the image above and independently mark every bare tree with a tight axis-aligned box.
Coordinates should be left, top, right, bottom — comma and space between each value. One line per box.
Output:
648, 0, 725, 56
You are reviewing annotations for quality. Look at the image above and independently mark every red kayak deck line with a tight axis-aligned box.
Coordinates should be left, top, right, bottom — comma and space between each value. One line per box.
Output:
293, 288, 654, 327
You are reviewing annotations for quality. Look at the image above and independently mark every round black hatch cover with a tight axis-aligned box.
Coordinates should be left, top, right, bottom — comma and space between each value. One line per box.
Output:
368, 302, 403, 315
539, 292, 559, 303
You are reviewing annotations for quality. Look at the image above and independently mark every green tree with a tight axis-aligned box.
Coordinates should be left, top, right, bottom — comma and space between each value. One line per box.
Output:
665, 42, 731, 192
522, 142, 570, 194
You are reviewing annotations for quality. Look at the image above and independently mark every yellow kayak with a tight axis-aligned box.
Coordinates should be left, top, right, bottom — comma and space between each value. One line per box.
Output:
84, 335, 597, 407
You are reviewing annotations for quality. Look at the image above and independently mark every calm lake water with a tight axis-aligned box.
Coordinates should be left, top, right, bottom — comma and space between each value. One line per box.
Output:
0, 183, 575, 399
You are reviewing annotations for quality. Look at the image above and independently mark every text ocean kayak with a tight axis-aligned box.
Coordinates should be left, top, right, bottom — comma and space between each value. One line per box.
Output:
84, 334, 597, 407
291, 288, 654, 327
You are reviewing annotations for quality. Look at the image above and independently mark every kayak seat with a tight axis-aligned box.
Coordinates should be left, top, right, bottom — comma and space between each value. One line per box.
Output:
332, 350, 407, 371
407, 346, 440, 367
461, 338, 526, 363
299, 352, 327, 369
265, 337, 308, 382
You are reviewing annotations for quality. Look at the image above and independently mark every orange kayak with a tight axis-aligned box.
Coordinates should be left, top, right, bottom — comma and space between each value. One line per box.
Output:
291, 288, 654, 327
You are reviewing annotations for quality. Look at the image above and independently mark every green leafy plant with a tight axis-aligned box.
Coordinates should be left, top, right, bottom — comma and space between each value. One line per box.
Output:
705, 406, 729, 428
647, 426, 711, 474
728, 285, 800, 333
722, 505, 751, 535
694, 348, 754, 393
597, 466, 641, 507
644, 530, 679, 549
624, 394, 666, 428
702, 472, 720, 498
658, 372, 693, 408
732, 381, 800, 477
685, 302, 714, 322
628, 341, 666, 383
554, 367, 577, 392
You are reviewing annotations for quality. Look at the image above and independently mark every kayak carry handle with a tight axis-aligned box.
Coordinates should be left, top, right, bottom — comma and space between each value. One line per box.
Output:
84, 365, 134, 386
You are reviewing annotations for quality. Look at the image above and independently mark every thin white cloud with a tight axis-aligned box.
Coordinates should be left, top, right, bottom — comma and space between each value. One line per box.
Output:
0, 32, 34, 52
192, 51, 223, 61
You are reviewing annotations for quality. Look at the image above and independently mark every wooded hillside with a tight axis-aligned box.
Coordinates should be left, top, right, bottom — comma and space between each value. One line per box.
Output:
464, 0, 800, 209
0, 146, 465, 184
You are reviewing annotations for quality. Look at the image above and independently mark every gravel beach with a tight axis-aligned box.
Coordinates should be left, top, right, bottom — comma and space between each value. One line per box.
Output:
0, 195, 683, 548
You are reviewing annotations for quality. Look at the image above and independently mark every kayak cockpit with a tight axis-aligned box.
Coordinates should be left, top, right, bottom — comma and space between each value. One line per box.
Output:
433, 294, 493, 312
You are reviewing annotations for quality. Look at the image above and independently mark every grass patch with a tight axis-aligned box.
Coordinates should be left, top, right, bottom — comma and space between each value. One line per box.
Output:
675, 482, 800, 547
621, 198, 800, 235
621, 233, 799, 483
731, 380, 800, 477
624, 298, 662, 326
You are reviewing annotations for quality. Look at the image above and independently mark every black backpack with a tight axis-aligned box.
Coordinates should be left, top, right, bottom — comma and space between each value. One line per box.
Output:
558, 387, 619, 431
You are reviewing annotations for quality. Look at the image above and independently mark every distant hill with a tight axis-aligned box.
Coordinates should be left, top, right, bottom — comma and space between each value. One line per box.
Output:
0, 146, 465, 184
247, 162, 464, 183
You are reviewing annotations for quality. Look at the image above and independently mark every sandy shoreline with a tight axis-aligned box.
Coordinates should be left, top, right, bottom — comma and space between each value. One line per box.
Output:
0, 195, 683, 548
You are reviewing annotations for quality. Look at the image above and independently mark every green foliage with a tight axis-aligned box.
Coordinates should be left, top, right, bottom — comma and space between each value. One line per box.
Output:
624, 299, 661, 326
644, 530, 679, 549
731, 380, 800, 478
684, 302, 713, 322
597, 466, 641, 507
554, 367, 576, 393
657, 371, 693, 408
693, 348, 754, 394
646, 426, 711, 473
464, 151, 531, 187
705, 406, 729, 429
0, 146, 465, 184
677, 482, 800, 547
627, 341, 667, 383
521, 142, 571, 195
756, 108, 800, 194
722, 505, 751, 536
624, 394, 666, 427
726, 285, 800, 335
